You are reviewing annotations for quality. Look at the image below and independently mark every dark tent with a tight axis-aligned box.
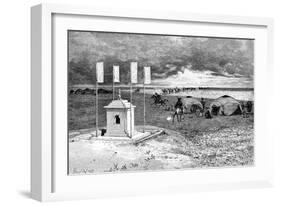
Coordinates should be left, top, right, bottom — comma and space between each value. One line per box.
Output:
210, 95, 242, 116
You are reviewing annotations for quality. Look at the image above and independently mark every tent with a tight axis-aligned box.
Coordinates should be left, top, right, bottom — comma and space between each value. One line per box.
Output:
182, 96, 203, 113
210, 95, 242, 116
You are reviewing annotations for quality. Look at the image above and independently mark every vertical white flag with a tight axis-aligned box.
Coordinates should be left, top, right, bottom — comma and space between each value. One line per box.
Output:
130, 62, 138, 83
96, 62, 104, 83
144, 66, 151, 84
113, 65, 120, 83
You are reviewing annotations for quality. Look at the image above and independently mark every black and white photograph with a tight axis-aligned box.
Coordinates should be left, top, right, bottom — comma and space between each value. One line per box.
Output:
68, 31, 254, 175
1, 0, 280, 204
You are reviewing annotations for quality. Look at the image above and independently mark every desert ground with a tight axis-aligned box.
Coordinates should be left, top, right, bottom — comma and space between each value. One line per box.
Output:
68, 91, 254, 175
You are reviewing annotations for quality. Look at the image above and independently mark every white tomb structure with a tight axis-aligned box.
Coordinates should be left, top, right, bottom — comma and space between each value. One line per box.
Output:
104, 93, 136, 138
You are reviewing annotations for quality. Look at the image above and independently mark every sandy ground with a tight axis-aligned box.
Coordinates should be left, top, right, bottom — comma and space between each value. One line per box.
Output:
69, 126, 193, 175
69, 121, 254, 175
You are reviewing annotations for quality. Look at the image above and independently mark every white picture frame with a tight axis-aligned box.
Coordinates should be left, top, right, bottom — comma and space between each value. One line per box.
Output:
31, 3, 274, 202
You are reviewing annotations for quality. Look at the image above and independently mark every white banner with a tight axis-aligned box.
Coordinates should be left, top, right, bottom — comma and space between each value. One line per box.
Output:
113, 65, 120, 83
96, 62, 104, 83
144, 66, 151, 84
130, 62, 138, 83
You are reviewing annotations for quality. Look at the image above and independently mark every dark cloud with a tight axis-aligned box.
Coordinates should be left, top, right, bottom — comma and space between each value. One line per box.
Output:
68, 31, 254, 86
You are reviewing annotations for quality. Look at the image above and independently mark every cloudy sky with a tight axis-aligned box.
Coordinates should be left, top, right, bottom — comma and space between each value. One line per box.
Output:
68, 31, 254, 88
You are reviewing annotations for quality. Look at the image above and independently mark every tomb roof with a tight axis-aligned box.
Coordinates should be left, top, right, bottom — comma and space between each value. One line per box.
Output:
104, 98, 135, 109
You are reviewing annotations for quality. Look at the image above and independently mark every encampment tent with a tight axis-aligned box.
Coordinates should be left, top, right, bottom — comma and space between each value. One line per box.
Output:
210, 95, 242, 116
182, 96, 203, 113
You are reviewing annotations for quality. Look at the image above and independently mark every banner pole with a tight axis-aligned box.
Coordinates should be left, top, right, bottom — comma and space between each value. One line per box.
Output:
112, 80, 114, 100
96, 80, 98, 138
143, 82, 145, 133
130, 82, 133, 138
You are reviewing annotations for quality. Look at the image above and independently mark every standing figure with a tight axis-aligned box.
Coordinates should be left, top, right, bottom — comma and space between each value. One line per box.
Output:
205, 107, 213, 119
200, 97, 206, 117
200, 98, 206, 111
246, 101, 253, 113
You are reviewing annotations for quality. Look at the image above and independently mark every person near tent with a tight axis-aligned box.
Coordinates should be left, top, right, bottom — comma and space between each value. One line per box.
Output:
200, 97, 206, 111
205, 107, 213, 119
175, 97, 183, 110
246, 101, 253, 113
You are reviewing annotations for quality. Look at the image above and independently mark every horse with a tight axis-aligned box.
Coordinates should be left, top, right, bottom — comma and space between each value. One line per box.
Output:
151, 93, 168, 107
157, 99, 168, 107
172, 107, 184, 123
74, 89, 83, 95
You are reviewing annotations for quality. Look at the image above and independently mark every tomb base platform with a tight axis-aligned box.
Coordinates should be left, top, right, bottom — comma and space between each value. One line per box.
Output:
96, 131, 150, 141
93, 130, 163, 144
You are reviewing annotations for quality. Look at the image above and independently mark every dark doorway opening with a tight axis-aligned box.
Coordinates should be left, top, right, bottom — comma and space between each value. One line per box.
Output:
115, 115, 120, 124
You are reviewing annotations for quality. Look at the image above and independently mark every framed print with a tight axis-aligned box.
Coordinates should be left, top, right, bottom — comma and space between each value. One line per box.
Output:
31, 3, 274, 201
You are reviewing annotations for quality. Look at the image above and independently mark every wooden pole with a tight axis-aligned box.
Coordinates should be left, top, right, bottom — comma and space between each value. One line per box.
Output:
96, 81, 99, 137
130, 82, 133, 138
112, 80, 114, 100
143, 83, 145, 133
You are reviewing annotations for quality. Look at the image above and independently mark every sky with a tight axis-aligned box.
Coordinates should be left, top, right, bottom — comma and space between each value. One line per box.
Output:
69, 31, 254, 88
